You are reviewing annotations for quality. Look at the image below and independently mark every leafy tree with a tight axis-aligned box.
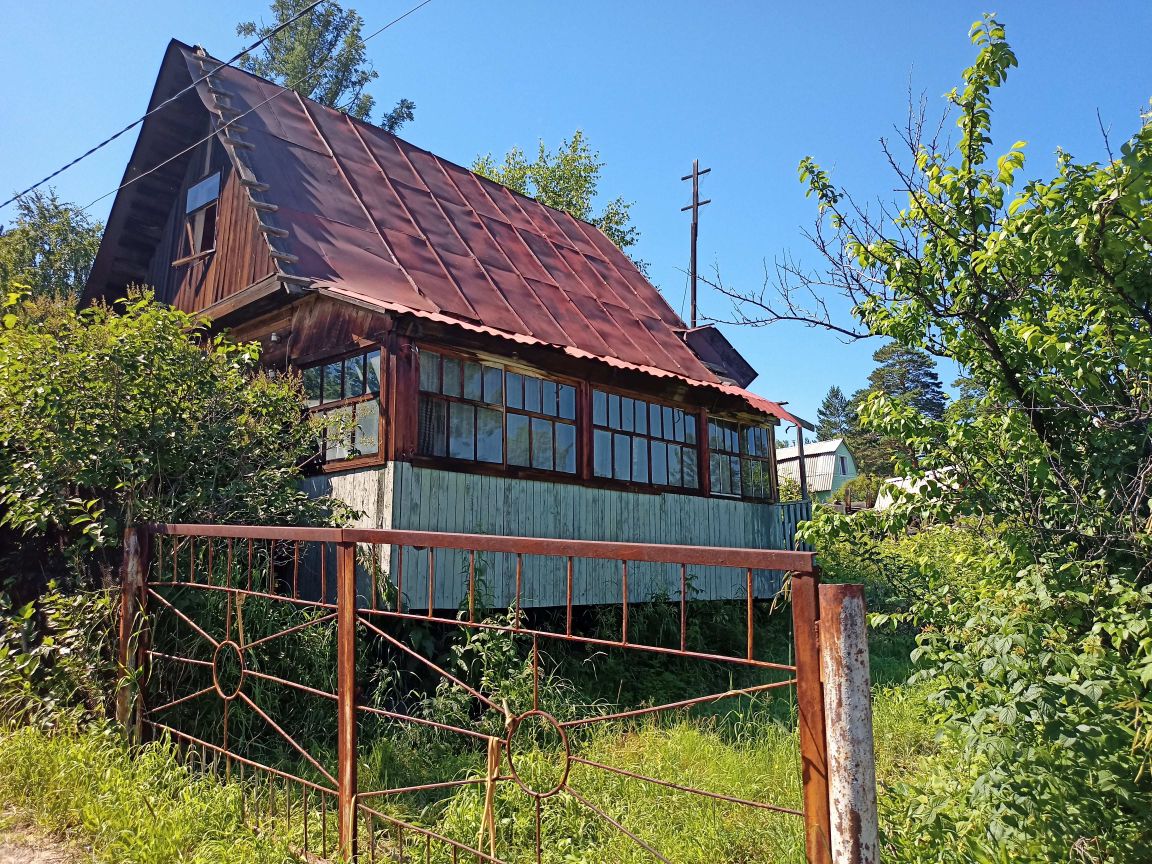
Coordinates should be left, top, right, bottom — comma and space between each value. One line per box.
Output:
815, 385, 853, 439
473, 131, 641, 258
237, 0, 414, 132
0, 190, 102, 300
779, 16, 1152, 859
0, 290, 341, 603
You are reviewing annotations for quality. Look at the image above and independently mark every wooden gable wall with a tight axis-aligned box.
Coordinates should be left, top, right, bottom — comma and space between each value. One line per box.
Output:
144, 138, 277, 315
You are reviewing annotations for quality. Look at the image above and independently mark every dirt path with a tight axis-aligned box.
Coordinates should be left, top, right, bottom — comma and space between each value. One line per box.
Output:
0, 813, 82, 864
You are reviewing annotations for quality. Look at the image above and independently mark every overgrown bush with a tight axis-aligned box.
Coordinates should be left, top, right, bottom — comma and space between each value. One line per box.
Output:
0, 289, 345, 725
779, 16, 1152, 858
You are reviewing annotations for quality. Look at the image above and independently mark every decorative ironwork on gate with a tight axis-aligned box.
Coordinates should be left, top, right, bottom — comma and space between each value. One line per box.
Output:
119, 524, 832, 863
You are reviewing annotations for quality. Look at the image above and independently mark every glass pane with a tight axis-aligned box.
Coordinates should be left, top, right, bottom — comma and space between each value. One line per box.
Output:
417, 397, 447, 457
621, 397, 634, 432
685, 414, 697, 445
483, 366, 503, 405
463, 361, 483, 402
662, 406, 674, 441
555, 422, 577, 474
593, 430, 613, 477
523, 376, 542, 413
608, 394, 621, 429
613, 434, 631, 481
302, 366, 322, 408
730, 455, 743, 496
708, 420, 724, 452
650, 441, 667, 485
743, 426, 756, 456
186, 172, 221, 213
672, 409, 684, 443
632, 437, 649, 483
442, 358, 462, 397
322, 361, 342, 403
668, 445, 683, 487
353, 400, 379, 456
476, 407, 503, 463
325, 406, 353, 461
449, 402, 475, 460
593, 389, 607, 426
634, 399, 647, 434
541, 380, 557, 417
366, 350, 381, 393
344, 354, 366, 398
507, 413, 530, 466
710, 452, 724, 495
559, 385, 576, 420
506, 372, 524, 409
531, 417, 553, 470
683, 448, 699, 488
649, 403, 662, 438
419, 351, 440, 393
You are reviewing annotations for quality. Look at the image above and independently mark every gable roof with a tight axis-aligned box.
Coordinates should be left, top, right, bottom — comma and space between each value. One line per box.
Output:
775, 438, 846, 462
776, 439, 853, 494
84, 40, 803, 426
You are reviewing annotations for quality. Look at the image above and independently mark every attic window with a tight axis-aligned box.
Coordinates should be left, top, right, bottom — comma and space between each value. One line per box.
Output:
183, 172, 220, 256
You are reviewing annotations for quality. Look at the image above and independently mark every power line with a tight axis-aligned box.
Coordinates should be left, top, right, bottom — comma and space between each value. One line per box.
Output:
0, 0, 329, 212
79, 0, 435, 214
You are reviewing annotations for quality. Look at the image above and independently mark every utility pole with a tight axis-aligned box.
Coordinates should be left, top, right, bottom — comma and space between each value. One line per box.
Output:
681, 159, 711, 328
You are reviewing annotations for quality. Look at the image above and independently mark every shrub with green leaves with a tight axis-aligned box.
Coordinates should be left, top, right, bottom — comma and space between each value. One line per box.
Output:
779, 15, 1152, 861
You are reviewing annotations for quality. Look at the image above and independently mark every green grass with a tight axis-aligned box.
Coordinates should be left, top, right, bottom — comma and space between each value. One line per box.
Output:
0, 722, 297, 864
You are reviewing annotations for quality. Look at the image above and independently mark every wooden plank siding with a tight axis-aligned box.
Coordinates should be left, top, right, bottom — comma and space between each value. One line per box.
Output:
143, 139, 276, 313
305, 462, 810, 610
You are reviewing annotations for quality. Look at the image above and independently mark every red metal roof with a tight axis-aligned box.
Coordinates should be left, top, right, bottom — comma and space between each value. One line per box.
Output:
176, 44, 800, 426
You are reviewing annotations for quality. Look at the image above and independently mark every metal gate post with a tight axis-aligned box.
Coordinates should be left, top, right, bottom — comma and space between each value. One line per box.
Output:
818, 583, 879, 864
792, 568, 832, 864
336, 540, 359, 861
116, 525, 151, 739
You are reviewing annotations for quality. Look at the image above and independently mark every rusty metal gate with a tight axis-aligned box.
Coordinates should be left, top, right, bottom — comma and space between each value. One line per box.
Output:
118, 524, 835, 863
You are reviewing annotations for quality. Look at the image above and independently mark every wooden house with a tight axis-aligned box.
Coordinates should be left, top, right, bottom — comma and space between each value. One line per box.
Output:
776, 438, 858, 503
82, 41, 812, 607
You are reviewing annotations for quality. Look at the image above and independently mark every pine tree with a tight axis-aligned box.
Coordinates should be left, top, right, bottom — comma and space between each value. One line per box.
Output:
845, 344, 947, 475
815, 385, 853, 440
237, 0, 415, 132
866, 343, 946, 420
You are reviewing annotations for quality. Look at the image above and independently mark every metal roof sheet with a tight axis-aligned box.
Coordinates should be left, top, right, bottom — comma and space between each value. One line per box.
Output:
172, 44, 801, 425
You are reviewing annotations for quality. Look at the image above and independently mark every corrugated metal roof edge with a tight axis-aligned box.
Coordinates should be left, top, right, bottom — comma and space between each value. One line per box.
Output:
317, 284, 805, 427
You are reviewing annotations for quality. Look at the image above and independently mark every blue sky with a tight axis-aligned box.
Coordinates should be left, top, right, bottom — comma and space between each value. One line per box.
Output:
2, 1, 1149, 422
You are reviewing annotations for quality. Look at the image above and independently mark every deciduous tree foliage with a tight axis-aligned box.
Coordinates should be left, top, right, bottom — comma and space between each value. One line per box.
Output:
0, 291, 340, 601
0, 190, 102, 300
776, 16, 1152, 860
237, 0, 414, 132
473, 131, 641, 261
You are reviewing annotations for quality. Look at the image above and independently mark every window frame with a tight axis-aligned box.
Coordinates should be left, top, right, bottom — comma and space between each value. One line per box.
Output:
414, 344, 580, 478
174, 170, 221, 265
301, 344, 385, 469
707, 416, 777, 502
589, 383, 703, 493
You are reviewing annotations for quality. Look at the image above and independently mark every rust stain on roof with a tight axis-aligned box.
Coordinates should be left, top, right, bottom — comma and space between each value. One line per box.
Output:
177, 44, 799, 425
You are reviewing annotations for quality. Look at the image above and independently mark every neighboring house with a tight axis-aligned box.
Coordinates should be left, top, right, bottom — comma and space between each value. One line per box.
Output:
775, 438, 858, 503
83, 40, 812, 605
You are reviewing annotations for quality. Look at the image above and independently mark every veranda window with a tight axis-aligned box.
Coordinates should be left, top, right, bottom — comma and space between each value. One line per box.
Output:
417, 350, 577, 474
591, 389, 699, 489
302, 348, 382, 462
708, 418, 774, 500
